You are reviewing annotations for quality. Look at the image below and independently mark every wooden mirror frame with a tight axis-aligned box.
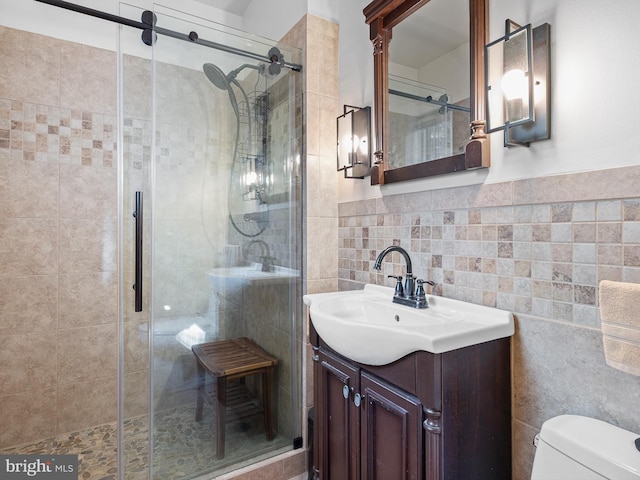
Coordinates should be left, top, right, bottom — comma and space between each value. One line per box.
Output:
364, 0, 490, 185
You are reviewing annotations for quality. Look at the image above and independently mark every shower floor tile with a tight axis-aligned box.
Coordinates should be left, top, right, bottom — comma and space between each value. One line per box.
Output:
0, 406, 290, 479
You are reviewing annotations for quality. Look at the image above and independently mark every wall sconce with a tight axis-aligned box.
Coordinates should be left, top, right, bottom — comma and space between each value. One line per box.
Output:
337, 105, 371, 178
485, 19, 550, 147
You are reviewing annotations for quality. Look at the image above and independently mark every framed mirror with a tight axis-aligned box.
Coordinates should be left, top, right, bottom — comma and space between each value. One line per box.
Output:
364, 0, 490, 185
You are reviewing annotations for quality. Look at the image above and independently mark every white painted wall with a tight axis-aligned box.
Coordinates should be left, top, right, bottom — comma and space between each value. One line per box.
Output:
243, 0, 338, 41
243, 0, 306, 41
337, 0, 640, 201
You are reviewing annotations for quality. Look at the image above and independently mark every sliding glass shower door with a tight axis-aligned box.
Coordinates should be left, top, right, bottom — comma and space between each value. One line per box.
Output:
119, 5, 303, 478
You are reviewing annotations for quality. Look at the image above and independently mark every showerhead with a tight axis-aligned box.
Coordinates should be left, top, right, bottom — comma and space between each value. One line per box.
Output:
203, 63, 230, 90
203, 62, 242, 114
203, 46, 284, 90
203, 62, 264, 91
203, 62, 265, 117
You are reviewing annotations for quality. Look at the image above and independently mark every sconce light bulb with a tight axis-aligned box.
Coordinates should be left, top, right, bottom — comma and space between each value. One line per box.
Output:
246, 171, 257, 185
352, 135, 360, 153
501, 69, 527, 100
341, 134, 353, 153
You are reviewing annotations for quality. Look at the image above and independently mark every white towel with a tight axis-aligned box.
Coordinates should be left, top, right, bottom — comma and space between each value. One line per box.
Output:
599, 280, 640, 376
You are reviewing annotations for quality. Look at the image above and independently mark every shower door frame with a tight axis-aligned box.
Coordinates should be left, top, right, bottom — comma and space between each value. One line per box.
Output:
118, 4, 304, 478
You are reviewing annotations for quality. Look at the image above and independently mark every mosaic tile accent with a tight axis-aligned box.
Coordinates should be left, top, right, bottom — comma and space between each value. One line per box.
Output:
2, 99, 116, 166
339, 196, 640, 329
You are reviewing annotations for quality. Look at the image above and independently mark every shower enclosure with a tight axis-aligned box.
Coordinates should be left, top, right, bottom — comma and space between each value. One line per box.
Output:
0, 2, 303, 479
120, 5, 304, 478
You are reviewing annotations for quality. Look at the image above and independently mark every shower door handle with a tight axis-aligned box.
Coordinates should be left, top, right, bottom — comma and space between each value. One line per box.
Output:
133, 191, 143, 312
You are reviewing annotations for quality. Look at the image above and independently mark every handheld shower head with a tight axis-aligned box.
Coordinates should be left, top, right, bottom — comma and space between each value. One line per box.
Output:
203, 63, 241, 114
203, 62, 263, 91
203, 63, 231, 90
203, 46, 284, 89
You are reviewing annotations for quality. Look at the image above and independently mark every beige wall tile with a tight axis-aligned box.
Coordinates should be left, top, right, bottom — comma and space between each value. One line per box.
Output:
306, 154, 339, 218
60, 42, 116, 116
512, 419, 537, 480
57, 376, 117, 433
304, 29, 321, 96
0, 26, 61, 106
0, 158, 59, 218
122, 55, 152, 121
306, 15, 338, 38
123, 321, 149, 374
316, 35, 339, 99
512, 316, 640, 432
513, 165, 640, 205
0, 217, 58, 275
280, 15, 306, 52
305, 92, 320, 156
0, 389, 57, 448
0, 333, 57, 395
283, 451, 306, 478
377, 190, 432, 214
58, 218, 117, 273
624, 200, 640, 221
305, 278, 338, 295
123, 370, 149, 419
57, 324, 117, 384
224, 460, 284, 480
432, 182, 512, 210
0, 275, 57, 336
318, 98, 338, 159
338, 199, 377, 217
59, 163, 116, 219
58, 272, 117, 329
306, 217, 338, 281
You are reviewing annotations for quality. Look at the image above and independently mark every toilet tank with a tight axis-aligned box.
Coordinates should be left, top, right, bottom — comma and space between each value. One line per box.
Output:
531, 415, 640, 480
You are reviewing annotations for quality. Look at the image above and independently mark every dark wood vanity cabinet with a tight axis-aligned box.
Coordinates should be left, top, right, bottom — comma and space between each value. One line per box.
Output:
310, 323, 511, 480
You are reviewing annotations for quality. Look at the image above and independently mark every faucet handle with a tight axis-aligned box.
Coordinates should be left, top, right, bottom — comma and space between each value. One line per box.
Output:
416, 279, 435, 296
387, 275, 404, 297
260, 256, 275, 272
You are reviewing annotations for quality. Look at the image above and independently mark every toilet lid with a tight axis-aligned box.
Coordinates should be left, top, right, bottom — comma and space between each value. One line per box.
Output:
539, 415, 640, 479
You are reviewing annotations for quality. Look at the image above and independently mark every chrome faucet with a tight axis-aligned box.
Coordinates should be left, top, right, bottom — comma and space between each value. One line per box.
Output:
373, 245, 433, 308
243, 239, 275, 272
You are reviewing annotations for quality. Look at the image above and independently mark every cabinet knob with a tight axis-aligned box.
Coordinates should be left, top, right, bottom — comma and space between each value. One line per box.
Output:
354, 393, 365, 407
343, 385, 353, 399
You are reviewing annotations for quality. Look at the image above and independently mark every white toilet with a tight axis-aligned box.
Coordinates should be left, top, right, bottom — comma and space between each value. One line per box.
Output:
531, 415, 640, 479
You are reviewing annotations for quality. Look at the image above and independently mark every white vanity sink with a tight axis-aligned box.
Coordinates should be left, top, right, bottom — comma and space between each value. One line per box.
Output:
303, 284, 514, 365
208, 262, 299, 290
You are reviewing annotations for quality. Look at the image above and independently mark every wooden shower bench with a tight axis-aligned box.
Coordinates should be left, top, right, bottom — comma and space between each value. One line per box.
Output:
192, 337, 278, 459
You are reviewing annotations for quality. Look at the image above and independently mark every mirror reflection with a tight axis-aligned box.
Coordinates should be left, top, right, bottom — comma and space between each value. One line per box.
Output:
387, 0, 470, 169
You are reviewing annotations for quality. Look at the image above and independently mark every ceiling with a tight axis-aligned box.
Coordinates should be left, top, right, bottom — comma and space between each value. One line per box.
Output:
191, 0, 253, 16
190, 0, 467, 71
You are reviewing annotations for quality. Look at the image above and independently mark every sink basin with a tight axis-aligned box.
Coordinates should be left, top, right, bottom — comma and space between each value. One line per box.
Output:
303, 284, 514, 365
208, 263, 299, 291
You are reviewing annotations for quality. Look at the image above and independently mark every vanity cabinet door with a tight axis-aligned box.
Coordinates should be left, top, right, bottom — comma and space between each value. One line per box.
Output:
359, 371, 422, 480
316, 349, 360, 480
